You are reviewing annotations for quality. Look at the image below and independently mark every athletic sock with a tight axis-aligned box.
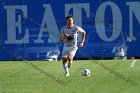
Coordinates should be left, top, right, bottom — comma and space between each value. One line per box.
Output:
63, 64, 69, 75
68, 60, 73, 68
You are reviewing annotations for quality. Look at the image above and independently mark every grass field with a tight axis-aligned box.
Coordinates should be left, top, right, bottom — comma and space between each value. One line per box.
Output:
0, 60, 140, 93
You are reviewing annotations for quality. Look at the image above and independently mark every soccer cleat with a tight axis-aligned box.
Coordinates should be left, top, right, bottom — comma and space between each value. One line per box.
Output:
65, 72, 69, 76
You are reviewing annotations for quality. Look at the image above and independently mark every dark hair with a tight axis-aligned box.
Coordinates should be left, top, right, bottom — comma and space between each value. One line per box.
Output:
65, 15, 73, 20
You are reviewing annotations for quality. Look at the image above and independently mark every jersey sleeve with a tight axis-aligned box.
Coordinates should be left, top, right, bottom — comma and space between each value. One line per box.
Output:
77, 26, 85, 33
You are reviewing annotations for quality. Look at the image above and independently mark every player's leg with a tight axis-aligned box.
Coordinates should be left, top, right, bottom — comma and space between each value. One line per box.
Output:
67, 54, 74, 68
62, 47, 69, 76
62, 57, 69, 76
67, 47, 77, 68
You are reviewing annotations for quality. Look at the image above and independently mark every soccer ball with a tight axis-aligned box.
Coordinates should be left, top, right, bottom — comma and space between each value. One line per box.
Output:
82, 69, 90, 76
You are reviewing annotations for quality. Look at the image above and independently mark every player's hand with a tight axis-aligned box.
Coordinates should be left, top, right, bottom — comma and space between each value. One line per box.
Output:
79, 42, 84, 47
64, 33, 69, 37
60, 35, 66, 41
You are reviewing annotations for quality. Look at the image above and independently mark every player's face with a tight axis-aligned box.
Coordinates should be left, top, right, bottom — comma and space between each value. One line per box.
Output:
66, 18, 74, 27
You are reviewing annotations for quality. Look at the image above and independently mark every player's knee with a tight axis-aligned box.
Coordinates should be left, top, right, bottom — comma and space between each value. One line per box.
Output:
62, 57, 67, 64
67, 54, 73, 61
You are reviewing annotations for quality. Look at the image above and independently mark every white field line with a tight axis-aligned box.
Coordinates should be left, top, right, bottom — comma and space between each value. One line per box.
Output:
130, 60, 137, 67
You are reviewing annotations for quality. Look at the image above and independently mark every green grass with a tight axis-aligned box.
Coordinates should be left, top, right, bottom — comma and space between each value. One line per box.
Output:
0, 60, 140, 93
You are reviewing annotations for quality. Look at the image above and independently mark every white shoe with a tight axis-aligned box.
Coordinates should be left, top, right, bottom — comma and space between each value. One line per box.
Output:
65, 73, 69, 76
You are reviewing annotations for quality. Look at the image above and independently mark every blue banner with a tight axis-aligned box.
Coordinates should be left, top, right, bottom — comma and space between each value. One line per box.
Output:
0, 0, 140, 60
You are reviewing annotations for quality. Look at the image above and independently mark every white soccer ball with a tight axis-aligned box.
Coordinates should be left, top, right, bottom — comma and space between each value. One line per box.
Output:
82, 69, 90, 76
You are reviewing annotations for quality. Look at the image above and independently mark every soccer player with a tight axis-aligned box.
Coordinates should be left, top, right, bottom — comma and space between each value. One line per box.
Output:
60, 15, 86, 76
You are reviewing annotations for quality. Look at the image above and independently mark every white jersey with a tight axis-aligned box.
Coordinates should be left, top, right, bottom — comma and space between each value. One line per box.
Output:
60, 25, 85, 48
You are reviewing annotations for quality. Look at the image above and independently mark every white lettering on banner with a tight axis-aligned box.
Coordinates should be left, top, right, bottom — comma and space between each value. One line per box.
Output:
126, 2, 140, 41
34, 4, 59, 43
95, 1, 122, 42
65, 3, 90, 27
3, 2, 140, 44
65, 3, 90, 40
4, 5, 29, 44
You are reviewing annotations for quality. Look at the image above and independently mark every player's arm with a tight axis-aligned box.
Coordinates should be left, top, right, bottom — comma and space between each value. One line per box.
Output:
59, 27, 69, 42
78, 27, 86, 47
60, 34, 67, 42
